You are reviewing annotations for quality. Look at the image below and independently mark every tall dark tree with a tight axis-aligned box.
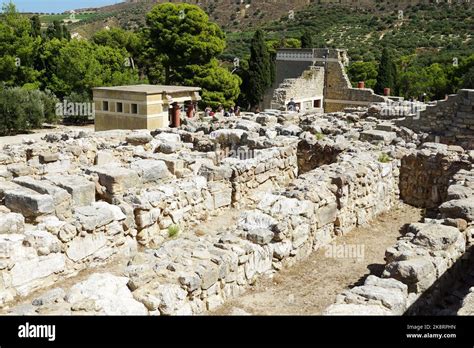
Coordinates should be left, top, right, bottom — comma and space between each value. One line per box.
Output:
46, 20, 69, 40
375, 47, 397, 95
301, 30, 313, 48
246, 29, 271, 109
61, 24, 70, 40
462, 66, 474, 89
30, 15, 41, 37
146, 3, 226, 84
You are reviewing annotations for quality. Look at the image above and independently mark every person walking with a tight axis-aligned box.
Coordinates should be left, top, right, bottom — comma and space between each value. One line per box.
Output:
287, 98, 296, 111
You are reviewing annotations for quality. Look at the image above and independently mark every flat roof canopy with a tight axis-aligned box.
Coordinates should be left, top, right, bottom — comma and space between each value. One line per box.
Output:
93, 84, 202, 95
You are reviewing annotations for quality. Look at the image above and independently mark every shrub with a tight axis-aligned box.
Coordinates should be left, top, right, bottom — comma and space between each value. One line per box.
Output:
315, 132, 325, 140
0, 87, 59, 135
378, 153, 392, 163
168, 224, 180, 238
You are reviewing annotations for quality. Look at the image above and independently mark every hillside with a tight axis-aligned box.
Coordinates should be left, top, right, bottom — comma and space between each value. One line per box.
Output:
223, 2, 473, 64
69, 0, 313, 36
68, 0, 473, 64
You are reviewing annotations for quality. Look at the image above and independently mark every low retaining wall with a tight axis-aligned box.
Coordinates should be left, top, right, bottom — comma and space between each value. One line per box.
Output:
324, 148, 474, 315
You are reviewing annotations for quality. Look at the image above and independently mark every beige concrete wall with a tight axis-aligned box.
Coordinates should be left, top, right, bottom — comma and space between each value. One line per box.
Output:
95, 112, 169, 131
95, 113, 148, 131
93, 88, 200, 131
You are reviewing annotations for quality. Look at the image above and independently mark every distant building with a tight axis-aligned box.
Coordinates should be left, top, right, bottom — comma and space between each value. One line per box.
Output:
70, 32, 83, 40
266, 48, 387, 113
92, 84, 201, 131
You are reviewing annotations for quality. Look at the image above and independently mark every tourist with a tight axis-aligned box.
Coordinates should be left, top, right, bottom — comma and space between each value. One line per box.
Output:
204, 106, 212, 117
287, 98, 296, 111
234, 105, 241, 116
217, 104, 224, 117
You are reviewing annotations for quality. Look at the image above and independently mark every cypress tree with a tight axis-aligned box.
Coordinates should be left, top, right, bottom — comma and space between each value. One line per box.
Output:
301, 30, 313, 48
375, 47, 397, 95
30, 15, 41, 37
246, 29, 271, 109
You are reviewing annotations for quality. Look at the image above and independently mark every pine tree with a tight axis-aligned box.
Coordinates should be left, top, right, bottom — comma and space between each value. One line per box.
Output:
462, 66, 474, 89
246, 29, 271, 109
301, 30, 313, 48
30, 15, 41, 37
375, 47, 397, 95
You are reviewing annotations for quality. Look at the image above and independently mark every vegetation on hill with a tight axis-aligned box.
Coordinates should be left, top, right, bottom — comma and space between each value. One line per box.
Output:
223, 2, 474, 100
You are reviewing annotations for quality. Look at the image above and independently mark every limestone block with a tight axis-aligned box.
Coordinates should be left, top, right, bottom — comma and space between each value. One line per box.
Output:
65, 273, 148, 315
73, 202, 122, 231
10, 253, 66, 295
87, 165, 140, 196
247, 228, 274, 245
66, 233, 107, 262
14, 176, 72, 218
4, 188, 55, 218
45, 175, 95, 207
440, 198, 474, 222
360, 130, 397, 144
130, 159, 171, 184
0, 212, 25, 234
125, 132, 153, 145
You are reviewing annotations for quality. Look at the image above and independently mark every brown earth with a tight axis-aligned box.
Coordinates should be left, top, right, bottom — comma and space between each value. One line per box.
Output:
211, 203, 423, 315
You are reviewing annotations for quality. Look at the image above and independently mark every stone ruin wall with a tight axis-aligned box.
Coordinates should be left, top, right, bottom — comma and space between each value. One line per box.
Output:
397, 89, 474, 149
2, 98, 474, 315
269, 48, 387, 113
322, 57, 387, 113
0, 110, 406, 314
271, 66, 325, 111
399, 144, 471, 208
325, 145, 474, 315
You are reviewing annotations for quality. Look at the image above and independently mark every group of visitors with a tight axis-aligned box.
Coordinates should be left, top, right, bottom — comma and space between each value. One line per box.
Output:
287, 98, 300, 112
204, 104, 241, 118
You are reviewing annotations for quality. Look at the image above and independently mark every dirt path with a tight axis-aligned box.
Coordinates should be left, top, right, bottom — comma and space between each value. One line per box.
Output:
0, 125, 94, 146
211, 203, 423, 315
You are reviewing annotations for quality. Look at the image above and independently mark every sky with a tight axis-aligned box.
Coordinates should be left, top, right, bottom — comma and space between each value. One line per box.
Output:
6, 0, 124, 13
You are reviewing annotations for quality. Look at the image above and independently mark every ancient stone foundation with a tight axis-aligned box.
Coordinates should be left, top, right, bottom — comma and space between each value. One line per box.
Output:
1, 94, 474, 315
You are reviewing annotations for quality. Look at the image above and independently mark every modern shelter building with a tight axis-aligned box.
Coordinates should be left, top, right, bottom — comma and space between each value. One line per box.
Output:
93, 84, 201, 131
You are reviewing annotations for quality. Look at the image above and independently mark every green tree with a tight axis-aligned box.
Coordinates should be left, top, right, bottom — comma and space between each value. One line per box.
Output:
0, 2, 41, 87
0, 87, 59, 135
301, 30, 313, 48
182, 58, 241, 109
374, 47, 398, 95
46, 20, 63, 40
41, 39, 139, 98
93, 27, 152, 82
426, 63, 448, 99
146, 3, 226, 84
347, 61, 378, 89
30, 15, 41, 37
245, 29, 272, 108
92, 27, 141, 56
461, 66, 474, 89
